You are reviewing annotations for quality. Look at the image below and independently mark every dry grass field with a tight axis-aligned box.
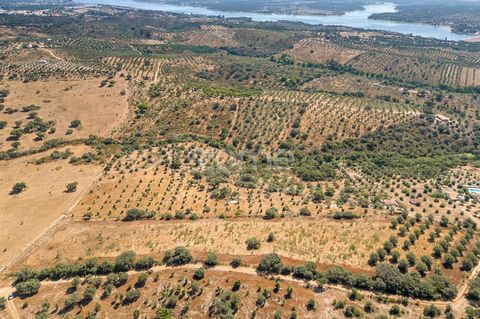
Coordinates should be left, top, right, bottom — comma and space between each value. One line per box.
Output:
0, 145, 103, 268
0, 76, 129, 152
0, 47, 131, 274
19, 218, 389, 270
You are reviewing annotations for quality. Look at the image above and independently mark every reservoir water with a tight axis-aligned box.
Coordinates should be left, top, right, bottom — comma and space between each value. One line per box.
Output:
73, 0, 472, 41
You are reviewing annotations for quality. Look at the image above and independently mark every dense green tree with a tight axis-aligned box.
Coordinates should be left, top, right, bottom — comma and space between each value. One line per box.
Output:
230, 257, 241, 268
424, 305, 441, 318
15, 279, 40, 297
264, 207, 277, 219
65, 182, 78, 193
257, 253, 283, 274
204, 251, 218, 268
245, 237, 261, 250
193, 267, 205, 280
136, 273, 148, 288
10, 182, 26, 195
115, 251, 136, 271
163, 246, 192, 266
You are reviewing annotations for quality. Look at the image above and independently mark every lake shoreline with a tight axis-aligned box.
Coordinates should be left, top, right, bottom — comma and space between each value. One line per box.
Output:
72, 0, 472, 41
465, 36, 480, 42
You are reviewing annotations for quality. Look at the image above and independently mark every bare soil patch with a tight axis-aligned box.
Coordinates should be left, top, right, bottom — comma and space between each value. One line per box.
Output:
286, 38, 364, 64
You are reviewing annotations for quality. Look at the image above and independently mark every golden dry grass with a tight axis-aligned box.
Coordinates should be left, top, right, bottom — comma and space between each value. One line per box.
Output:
21, 217, 390, 270
0, 145, 103, 268
0, 76, 129, 152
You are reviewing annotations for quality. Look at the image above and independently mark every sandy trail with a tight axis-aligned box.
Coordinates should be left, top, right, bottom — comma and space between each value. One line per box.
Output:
40, 48, 63, 61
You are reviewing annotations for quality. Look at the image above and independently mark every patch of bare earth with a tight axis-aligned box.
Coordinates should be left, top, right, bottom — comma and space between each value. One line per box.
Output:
182, 25, 239, 47
285, 38, 364, 64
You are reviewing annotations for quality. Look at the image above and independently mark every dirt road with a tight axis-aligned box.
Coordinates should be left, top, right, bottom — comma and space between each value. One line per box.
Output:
39, 48, 63, 61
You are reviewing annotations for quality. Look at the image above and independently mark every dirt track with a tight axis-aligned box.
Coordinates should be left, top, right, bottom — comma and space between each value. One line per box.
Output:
39, 47, 63, 61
